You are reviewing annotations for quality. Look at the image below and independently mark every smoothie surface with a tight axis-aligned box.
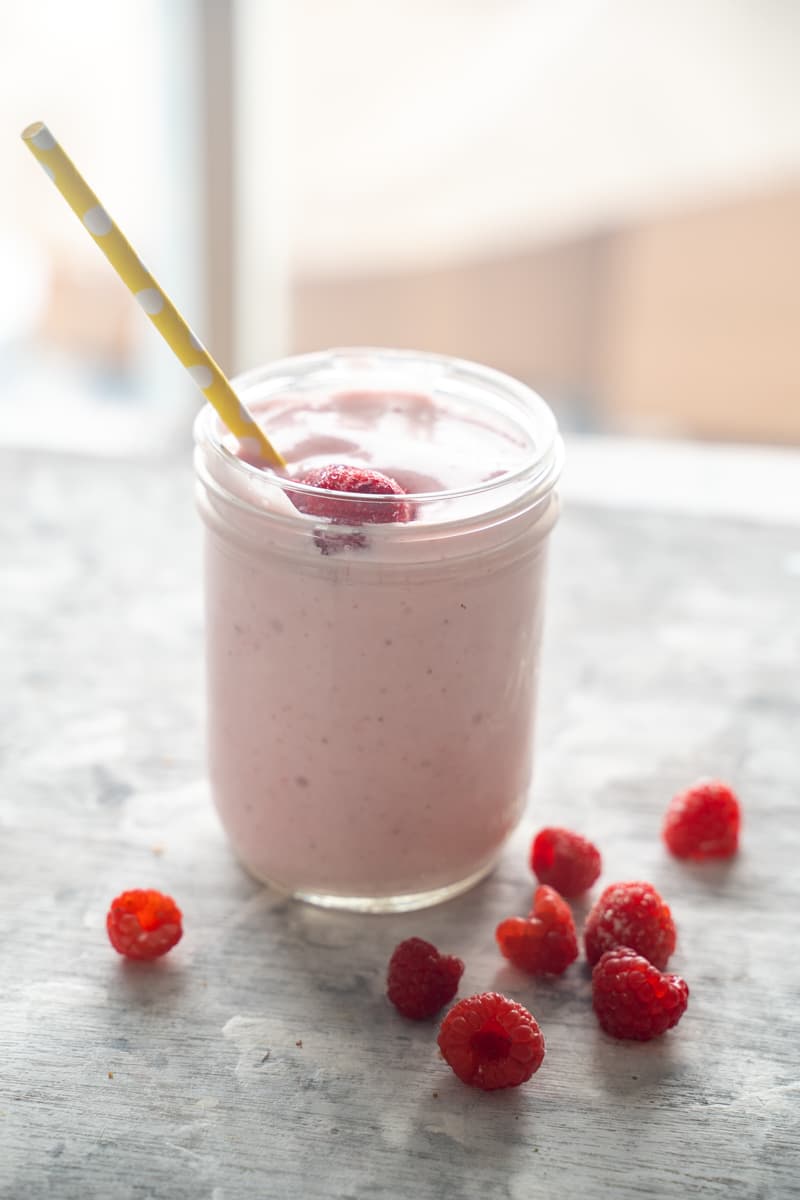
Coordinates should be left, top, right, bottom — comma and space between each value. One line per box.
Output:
228, 389, 533, 495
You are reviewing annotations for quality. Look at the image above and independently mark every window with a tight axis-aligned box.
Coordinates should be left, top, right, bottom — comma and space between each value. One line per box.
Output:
1, 0, 202, 453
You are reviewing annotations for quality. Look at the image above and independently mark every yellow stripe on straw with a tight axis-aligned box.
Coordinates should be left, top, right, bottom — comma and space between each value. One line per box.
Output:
21, 121, 285, 468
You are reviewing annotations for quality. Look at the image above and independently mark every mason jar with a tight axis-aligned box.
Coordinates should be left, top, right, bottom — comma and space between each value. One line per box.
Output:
194, 348, 563, 912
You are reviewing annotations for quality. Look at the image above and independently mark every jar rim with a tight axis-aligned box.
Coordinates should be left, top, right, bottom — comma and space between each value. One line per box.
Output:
194, 347, 563, 516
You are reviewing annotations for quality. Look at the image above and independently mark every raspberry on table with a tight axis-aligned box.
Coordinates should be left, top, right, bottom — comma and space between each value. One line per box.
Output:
106, 889, 183, 961
437, 992, 545, 1090
592, 947, 689, 1040
530, 826, 602, 897
584, 881, 676, 970
387, 937, 464, 1020
663, 779, 741, 860
294, 464, 414, 525
495, 884, 578, 975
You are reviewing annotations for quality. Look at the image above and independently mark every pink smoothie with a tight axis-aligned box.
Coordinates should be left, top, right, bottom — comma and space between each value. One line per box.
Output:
194, 350, 561, 910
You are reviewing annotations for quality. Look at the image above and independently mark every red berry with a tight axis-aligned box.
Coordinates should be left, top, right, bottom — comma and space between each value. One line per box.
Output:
592, 947, 689, 1040
294, 464, 414, 525
530, 826, 602, 896
495, 884, 578, 975
387, 937, 464, 1020
106, 889, 183, 961
584, 881, 676, 970
663, 779, 740, 860
437, 992, 545, 1090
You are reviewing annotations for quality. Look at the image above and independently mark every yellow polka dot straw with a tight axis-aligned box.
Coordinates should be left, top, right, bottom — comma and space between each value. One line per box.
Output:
21, 121, 285, 468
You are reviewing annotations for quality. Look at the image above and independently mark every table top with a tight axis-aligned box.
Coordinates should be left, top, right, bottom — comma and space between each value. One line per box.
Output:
1, 447, 799, 1200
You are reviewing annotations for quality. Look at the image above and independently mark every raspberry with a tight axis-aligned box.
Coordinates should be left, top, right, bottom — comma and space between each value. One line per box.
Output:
530, 826, 602, 896
106, 889, 183, 961
312, 527, 367, 556
437, 992, 545, 1090
294, 464, 414, 525
592, 947, 689, 1040
495, 884, 578, 975
387, 937, 464, 1020
584, 881, 676, 970
663, 779, 740, 859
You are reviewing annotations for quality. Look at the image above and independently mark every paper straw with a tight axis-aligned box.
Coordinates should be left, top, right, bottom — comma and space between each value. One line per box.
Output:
21, 121, 285, 468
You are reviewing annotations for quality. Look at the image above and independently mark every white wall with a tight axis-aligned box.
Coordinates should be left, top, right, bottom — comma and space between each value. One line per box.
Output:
268, 0, 800, 273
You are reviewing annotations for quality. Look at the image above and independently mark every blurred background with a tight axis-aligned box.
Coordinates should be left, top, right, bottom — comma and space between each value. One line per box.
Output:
1, 0, 799, 460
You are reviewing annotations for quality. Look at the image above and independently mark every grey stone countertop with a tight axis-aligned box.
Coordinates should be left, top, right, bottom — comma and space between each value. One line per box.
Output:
1, 447, 798, 1200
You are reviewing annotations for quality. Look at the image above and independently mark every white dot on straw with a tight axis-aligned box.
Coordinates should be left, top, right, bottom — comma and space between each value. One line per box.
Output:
237, 403, 258, 429
32, 127, 56, 151
188, 365, 213, 390
135, 288, 163, 315
189, 330, 204, 351
83, 205, 112, 236
40, 162, 55, 180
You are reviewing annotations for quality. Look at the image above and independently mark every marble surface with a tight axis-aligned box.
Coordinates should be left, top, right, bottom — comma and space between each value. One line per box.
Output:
1, 448, 799, 1200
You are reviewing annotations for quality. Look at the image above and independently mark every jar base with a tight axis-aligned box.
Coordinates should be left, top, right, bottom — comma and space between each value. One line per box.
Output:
240, 856, 500, 913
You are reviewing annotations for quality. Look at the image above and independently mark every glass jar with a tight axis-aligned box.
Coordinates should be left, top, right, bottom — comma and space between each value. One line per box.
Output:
194, 348, 563, 911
